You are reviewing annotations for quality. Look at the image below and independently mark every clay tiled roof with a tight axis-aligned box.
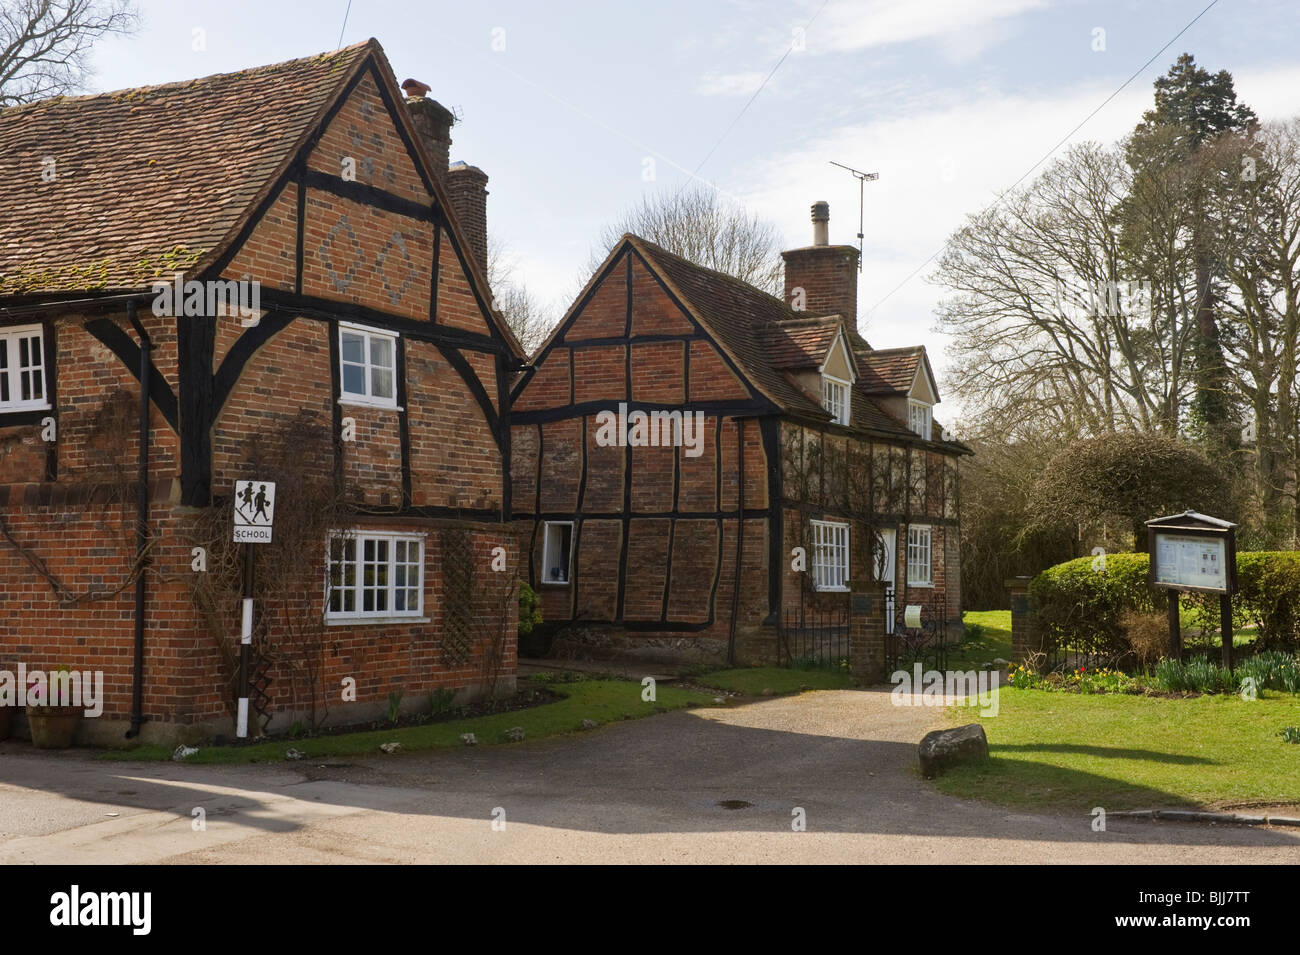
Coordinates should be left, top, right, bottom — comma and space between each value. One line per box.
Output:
0, 42, 374, 295
629, 237, 956, 445
764, 316, 847, 371
632, 237, 827, 416
857, 346, 924, 394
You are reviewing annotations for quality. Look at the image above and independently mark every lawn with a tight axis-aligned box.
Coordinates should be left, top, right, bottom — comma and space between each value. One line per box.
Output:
946, 610, 1012, 669
935, 687, 1300, 812
102, 679, 716, 764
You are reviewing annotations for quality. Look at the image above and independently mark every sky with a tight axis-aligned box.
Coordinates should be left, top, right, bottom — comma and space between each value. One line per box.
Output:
87, 0, 1300, 425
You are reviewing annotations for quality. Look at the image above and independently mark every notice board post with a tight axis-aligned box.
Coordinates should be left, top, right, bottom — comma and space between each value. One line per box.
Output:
1146, 510, 1237, 668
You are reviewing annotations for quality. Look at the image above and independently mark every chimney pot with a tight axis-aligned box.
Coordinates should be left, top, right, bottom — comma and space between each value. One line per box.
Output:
811, 201, 830, 246
401, 77, 432, 99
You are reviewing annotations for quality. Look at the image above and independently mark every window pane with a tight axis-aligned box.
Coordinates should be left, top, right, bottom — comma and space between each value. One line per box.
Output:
342, 363, 365, 395
341, 332, 364, 364
372, 367, 394, 399
370, 335, 394, 368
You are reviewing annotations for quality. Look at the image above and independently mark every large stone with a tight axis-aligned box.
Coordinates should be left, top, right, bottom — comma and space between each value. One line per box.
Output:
918, 723, 989, 777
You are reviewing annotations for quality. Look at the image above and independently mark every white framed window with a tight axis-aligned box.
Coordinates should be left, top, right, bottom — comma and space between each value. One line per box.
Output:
810, 520, 850, 592
908, 400, 932, 440
542, 521, 573, 585
0, 324, 49, 412
822, 374, 850, 426
339, 321, 398, 408
907, 524, 933, 586
326, 530, 426, 622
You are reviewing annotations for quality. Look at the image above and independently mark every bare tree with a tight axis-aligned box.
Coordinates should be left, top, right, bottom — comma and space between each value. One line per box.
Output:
933, 142, 1196, 441
0, 0, 139, 106
590, 184, 784, 294
487, 236, 556, 357
1206, 120, 1300, 542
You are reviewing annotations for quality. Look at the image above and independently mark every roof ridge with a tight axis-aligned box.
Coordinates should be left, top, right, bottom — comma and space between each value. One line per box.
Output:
861, 344, 925, 355
0, 39, 375, 117
632, 234, 793, 316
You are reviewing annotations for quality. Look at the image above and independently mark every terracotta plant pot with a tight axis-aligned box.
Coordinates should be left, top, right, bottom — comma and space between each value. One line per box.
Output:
0, 706, 11, 742
26, 707, 81, 749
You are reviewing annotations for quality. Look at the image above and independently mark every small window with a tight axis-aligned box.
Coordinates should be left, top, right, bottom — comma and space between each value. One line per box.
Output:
810, 520, 850, 592
907, 525, 932, 586
542, 522, 573, 585
326, 531, 424, 620
908, 400, 932, 440
339, 322, 397, 407
0, 324, 49, 412
822, 375, 850, 426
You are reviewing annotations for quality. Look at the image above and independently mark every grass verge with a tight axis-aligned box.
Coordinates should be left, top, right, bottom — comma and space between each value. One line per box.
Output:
100, 679, 715, 765
934, 687, 1300, 812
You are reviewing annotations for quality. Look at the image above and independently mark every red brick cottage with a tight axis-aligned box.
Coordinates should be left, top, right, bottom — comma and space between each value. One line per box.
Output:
510, 204, 970, 672
0, 40, 524, 744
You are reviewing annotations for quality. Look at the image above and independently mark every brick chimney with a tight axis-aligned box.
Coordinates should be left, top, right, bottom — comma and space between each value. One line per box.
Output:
782, 201, 859, 329
446, 161, 489, 277
401, 78, 454, 187
400, 79, 489, 277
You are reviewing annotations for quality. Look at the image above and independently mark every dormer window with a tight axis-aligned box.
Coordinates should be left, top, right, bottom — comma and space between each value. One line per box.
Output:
822, 374, 850, 426
908, 400, 932, 440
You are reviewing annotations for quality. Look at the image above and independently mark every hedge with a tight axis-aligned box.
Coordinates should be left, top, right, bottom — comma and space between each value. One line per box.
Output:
1028, 551, 1300, 659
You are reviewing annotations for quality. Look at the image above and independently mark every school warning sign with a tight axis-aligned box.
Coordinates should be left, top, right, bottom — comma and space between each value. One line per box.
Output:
233, 480, 276, 543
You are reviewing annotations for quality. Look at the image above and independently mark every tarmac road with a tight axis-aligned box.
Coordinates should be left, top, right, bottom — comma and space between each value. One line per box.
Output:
1, 688, 1297, 864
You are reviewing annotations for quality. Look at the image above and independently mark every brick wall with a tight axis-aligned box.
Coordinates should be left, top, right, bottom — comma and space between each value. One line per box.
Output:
511, 247, 772, 661
0, 70, 518, 743
781, 245, 859, 328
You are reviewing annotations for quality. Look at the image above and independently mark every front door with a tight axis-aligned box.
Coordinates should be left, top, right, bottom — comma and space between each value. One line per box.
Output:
876, 528, 897, 635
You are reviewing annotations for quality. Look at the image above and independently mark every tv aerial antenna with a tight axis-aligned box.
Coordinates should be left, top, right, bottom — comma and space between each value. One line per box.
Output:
829, 161, 878, 271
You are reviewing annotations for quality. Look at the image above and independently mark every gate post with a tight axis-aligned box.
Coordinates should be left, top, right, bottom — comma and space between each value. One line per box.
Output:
1006, 576, 1040, 663
849, 579, 887, 685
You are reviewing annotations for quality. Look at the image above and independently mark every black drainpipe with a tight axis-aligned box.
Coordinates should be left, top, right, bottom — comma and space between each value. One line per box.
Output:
126, 301, 151, 739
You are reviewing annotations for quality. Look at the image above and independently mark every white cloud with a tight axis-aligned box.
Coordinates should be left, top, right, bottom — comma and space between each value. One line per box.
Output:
729, 63, 1300, 420
805, 0, 1048, 54
697, 70, 768, 96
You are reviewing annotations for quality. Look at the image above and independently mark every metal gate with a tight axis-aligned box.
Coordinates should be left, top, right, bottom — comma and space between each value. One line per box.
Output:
777, 607, 850, 667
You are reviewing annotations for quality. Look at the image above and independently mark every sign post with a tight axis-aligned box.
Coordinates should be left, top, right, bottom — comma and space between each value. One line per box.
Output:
232, 480, 275, 738
1145, 511, 1237, 668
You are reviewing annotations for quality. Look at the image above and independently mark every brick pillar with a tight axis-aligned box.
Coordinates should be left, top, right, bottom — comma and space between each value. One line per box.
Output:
849, 579, 887, 685
1006, 576, 1040, 662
